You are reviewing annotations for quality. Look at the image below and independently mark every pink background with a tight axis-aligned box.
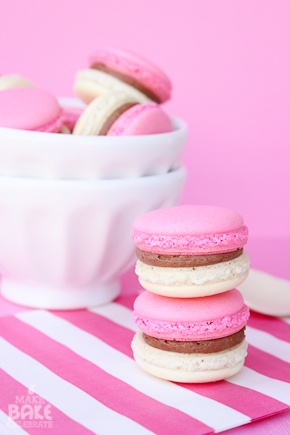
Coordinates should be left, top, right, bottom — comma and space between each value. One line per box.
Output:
0, 1, 290, 433
1, 0, 290, 239
1, 0, 290, 240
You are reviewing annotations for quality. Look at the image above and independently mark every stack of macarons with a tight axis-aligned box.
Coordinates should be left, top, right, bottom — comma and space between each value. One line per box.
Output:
0, 47, 173, 137
131, 205, 250, 383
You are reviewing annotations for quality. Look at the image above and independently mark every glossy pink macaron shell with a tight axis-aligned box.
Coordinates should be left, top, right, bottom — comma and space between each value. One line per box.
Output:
133, 289, 249, 341
89, 47, 172, 103
132, 205, 248, 255
61, 106, 84, 130
0, 87, 62, 132
107, 102, 173, 136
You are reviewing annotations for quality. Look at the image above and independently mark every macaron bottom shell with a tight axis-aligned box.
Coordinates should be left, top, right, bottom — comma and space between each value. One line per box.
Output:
138, 271, 249, 298
132, 331, 247, 383
131, 331, 248, 383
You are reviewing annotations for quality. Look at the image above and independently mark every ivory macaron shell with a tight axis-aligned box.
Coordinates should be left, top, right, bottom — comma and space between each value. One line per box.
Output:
73, 91, 137, 135
238, 268, 290, 317
0, 74, 35, 90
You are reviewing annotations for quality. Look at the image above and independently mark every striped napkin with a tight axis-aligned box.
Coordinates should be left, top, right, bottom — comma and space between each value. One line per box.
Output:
0, 293, 289, 435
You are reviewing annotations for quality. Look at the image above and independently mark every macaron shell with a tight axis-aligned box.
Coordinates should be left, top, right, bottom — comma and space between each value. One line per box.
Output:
89, 47, 172, 103
0, 74, 35, 90
132, 332, 247, 383
238, 268, 290, 317
138, 272, 249, 299
61, 106, 84, 130
74, 69, 150, 105
107, 102, 173, 136
133, 205, 245, 236
134, 288, 245, 321
132, 205, 248, 255
73, 91, 137, 135
0, 88, 62, 131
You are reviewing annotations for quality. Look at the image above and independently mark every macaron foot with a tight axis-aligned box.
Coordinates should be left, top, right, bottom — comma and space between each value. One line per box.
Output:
134, 354, 245, 383
138, 271, 249, 298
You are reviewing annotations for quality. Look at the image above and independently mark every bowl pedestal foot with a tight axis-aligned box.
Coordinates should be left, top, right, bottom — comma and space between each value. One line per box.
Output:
0, 279, 120, 310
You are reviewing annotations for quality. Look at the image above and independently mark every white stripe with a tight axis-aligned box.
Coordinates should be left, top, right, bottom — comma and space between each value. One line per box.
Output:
17, 310, 250, 432
0, 337, 153, 435
283, 318, 290, 325
0, 411, 28, 435
89, 303, 139, 332
228, 366, 290, 405
246, 326, 290, 363
91, 302, 290, 406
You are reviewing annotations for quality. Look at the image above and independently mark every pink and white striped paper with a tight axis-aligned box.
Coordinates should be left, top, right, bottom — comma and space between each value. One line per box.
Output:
0, 293, 289, 435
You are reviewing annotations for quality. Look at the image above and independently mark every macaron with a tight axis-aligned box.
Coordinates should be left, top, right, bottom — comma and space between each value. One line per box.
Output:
131, 289, 249, 382
0, 88, 63, 133
132, 205, 250, 297
61, 106, 84, 132
73, 92, 173, 136
0, 74, 35, 91
74, 47, 172, 104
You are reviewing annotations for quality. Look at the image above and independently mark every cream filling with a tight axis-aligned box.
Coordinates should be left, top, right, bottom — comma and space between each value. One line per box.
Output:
73, 91, 137, 135
135, 251, 250, 286
132, 331, 248, 372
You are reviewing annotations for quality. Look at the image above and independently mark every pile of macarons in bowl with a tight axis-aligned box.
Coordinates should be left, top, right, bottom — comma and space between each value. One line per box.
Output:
0, 48, 187, 310
0, 47, 187, 180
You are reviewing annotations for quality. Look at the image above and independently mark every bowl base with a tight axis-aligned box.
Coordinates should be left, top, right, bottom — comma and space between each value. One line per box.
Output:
0, 279, 120, 310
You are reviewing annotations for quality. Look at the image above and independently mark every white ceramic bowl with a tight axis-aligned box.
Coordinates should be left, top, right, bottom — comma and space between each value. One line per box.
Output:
0, 167, 186, 309
0, 98, 187, 180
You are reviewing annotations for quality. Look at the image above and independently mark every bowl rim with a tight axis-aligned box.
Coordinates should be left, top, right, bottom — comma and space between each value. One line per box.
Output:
0, 116, 187, 143
0, 166, 187, 188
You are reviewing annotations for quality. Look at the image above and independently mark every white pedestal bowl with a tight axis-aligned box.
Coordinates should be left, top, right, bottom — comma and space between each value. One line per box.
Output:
0, 168, 186, 309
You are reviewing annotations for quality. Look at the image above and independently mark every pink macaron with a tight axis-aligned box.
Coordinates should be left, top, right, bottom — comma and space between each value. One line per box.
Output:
132, 205, 250, 297
133, 289, 249, 341
74, 47, 172, 104
107, 102, 172, 136
61, 106, 84, 131
73, 92, 173, 136
131, 289, 249, 382
0, 88, 63, 133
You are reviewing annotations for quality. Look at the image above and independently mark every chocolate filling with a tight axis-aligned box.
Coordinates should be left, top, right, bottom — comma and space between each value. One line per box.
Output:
91, 63, 160, 103
143, 327, 246, 354
136, 248, 243, 268
98, 102, 137, 135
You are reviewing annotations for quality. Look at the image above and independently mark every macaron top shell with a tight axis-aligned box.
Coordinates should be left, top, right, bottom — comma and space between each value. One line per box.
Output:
132, 205, 248, 255
0, 88, 62, 132
107, 102, 173, 136
89, 47, 172, 103
133, 289, 250, 341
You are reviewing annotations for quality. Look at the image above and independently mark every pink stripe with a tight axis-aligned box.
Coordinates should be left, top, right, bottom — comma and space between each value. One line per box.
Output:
0, 316, 213, 435
246, 344, 290, 383
248, 312, 290, 344
177, 380, 288, 420
0, 368, 93, 435
53, 309, 290, 418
